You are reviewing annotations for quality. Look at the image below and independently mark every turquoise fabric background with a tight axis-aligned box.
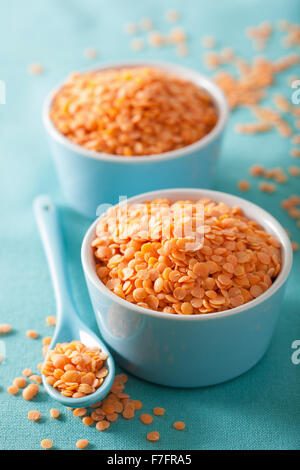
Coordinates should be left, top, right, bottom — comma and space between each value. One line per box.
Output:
0, 0, 299, 450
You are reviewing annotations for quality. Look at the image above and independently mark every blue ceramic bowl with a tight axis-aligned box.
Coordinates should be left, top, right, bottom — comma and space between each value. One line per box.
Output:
43, 62, 228, 218
81, 188, 293, 388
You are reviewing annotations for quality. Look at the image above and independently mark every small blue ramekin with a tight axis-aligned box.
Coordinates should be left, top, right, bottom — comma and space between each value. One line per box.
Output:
81, 188, 293, 388
43, 61, 228, 218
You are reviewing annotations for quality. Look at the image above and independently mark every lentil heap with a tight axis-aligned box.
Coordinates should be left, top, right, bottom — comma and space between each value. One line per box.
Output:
41, 341, 108, 398
50, 67, 218, 156
92, 198, 281, 314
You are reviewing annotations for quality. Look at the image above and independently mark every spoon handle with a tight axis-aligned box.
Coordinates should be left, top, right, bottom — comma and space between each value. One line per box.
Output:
34, 195, 75, 317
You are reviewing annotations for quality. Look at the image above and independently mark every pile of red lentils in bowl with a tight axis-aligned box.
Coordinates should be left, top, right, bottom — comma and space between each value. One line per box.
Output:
92, 198, 282, 315
49, 66, 218, 156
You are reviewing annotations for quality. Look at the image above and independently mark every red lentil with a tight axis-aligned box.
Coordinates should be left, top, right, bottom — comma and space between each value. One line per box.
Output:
96, 420, 110, 431
22, 383, 39, 400
291, 148, 300, 158
76, 439, 89, 449
289, 166, 300, 176
82, 416, 94, 426
7, 385, 19, 395
28, 63, 44, 75
30, 374, 42, 384
43, 337, 52, 346
106, 412, 118, 422
26, 330, 38, 339
238, 180, 251, 191
50, 409, 60, 419
28, 410, 41, 422
173, 421, 186, 430
46, 316, 56, 326
250, 164, 264, 176
122, 402, 135, 419
292, 135, 300, 145
0, 324, 11, 334
235, 122, 271, 134
147, 431, 160, 441
132, 400, 143, 410
13, 377, 27, 388
140, 413, 153, 424
73, 408, 87, 417
40, 439, 53, 450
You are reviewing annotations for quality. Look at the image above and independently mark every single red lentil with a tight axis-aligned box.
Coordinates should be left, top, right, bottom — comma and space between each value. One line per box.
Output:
153, 407, 165, 416
292, 135, 300, 145
46, 316, 56, 326
140, 413, 153, 424
30, 374, 42, 384
82, 416, 94, 426
22, 383, 39, 400
238, 180, 251, 191
235, 122, 271, 134
288, 166, 300, 176
28, 410, 41, 422
132, 400, 143, 410
41, 439, 53, 450
7, 385, 19, 395
43, 337, 52, 346
13, 377, 27, 388
0, 324, 11, 334
96, 420, 110, 431
22, 368, 32, 377
26, 330, 38, 339
250, 164, 264, 176
28, 63, 44, 75
73, 408, 87, 417
173, 421, 186, 430
76, 439, 89, 449
50, 409, 60, 419
147, 431, 160, 441
291, 148, 300, 158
